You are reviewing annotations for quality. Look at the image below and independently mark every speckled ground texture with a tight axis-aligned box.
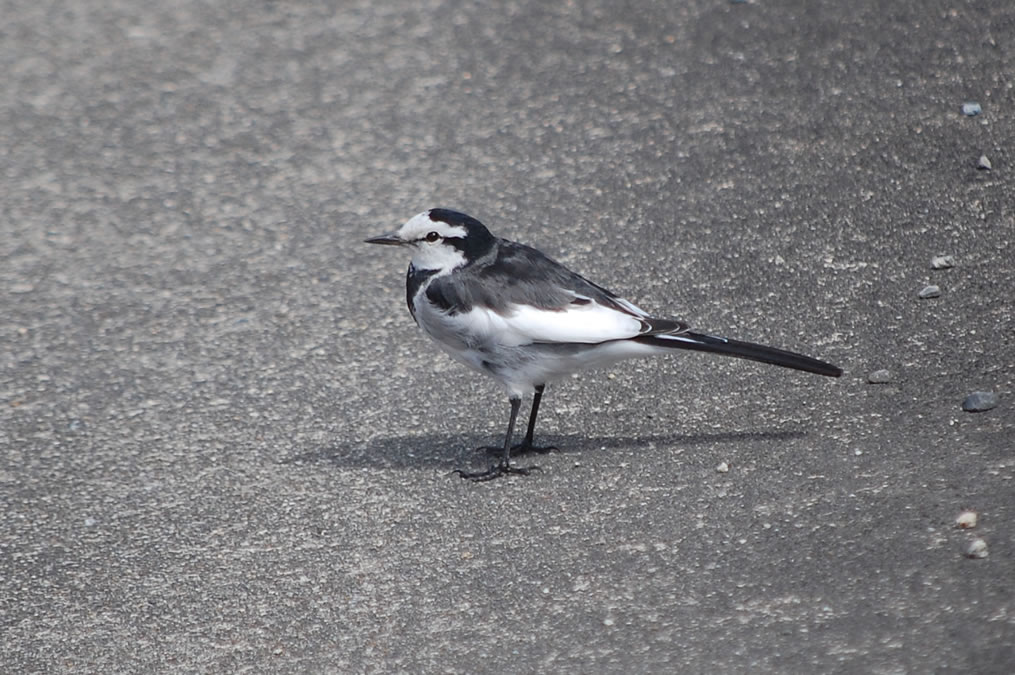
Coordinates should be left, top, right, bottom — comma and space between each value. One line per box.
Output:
2, 1, 1013, 673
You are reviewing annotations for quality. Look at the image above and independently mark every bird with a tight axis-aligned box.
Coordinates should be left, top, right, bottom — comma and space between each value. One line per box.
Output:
366, 208, 842, 481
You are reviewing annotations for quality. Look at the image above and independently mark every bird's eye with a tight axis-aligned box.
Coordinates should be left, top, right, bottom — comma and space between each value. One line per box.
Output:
424, 231, 441, 243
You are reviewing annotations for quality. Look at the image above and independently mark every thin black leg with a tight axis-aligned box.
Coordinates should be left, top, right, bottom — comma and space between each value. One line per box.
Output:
513, 384, 557, 455
455, 397, 541, 481
521, 384, 544, 447
500, 396, 521, 466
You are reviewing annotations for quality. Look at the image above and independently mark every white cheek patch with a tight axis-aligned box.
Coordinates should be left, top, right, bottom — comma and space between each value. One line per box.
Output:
411, 243, 467, 273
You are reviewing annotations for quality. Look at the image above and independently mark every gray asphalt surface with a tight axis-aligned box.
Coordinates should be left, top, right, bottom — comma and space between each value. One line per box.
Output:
2, 1, 1013, 672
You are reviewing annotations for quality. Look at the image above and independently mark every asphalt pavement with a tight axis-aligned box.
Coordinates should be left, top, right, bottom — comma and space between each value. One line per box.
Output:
2, 0, 1013, 672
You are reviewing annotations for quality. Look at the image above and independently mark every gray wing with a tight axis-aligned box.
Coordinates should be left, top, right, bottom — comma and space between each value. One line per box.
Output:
426, 239, 689, 337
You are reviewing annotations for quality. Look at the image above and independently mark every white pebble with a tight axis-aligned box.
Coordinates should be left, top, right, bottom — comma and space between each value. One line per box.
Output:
965, 538, 988, 559
716, 461, 730, 473
930, 255, 954, 270
955, 510, 978, 529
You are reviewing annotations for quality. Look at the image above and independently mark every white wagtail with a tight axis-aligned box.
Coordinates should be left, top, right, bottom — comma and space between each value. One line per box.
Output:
367, 208, 842, 481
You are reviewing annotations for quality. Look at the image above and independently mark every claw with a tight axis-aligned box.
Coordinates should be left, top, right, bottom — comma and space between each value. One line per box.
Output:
453, 462, 542, 481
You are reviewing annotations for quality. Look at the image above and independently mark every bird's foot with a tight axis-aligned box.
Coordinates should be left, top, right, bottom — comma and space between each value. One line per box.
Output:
482, 442, 557, 458
453, 460, 542, 482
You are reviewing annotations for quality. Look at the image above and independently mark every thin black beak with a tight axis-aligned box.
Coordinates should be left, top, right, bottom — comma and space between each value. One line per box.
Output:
364, 233, 404, 246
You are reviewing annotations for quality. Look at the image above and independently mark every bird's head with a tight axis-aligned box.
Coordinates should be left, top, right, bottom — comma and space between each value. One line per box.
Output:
366, 208, 496, 272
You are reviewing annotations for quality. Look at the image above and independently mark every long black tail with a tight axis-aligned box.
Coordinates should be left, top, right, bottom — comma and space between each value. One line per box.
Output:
636, 331, 842, 377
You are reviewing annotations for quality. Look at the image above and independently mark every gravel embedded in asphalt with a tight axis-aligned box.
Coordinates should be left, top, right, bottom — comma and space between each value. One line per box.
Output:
930, 255, 955, 270
962, 391, 999, 412
867, 369, 892, 384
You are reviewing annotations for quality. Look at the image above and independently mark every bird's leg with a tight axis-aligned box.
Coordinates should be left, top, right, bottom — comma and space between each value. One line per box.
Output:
481, 384, 557, 457
455, 397, 541, 481
513, 384, 557, 455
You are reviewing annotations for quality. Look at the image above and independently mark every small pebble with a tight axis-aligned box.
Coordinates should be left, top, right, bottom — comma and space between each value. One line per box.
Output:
716, 461, 730, 473
930, 255, 954, 270
918, 285, 941, 299
867, 369, 892, 384
965, 538, 988, 559
962, 391, 998, 412
955, 510, 978, 529
84, 517, 97, 527
961, 102, 981, 116
976, 155, 992, 171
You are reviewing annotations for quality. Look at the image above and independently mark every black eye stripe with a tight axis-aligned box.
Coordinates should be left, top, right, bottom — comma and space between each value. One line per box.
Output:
420, 231, 469, 248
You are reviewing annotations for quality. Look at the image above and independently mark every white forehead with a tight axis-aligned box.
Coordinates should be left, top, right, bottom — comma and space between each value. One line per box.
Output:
396, 211, 468, 241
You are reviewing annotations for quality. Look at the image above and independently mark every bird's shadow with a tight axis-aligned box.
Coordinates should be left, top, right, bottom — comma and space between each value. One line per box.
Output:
279, 429, 807, 472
